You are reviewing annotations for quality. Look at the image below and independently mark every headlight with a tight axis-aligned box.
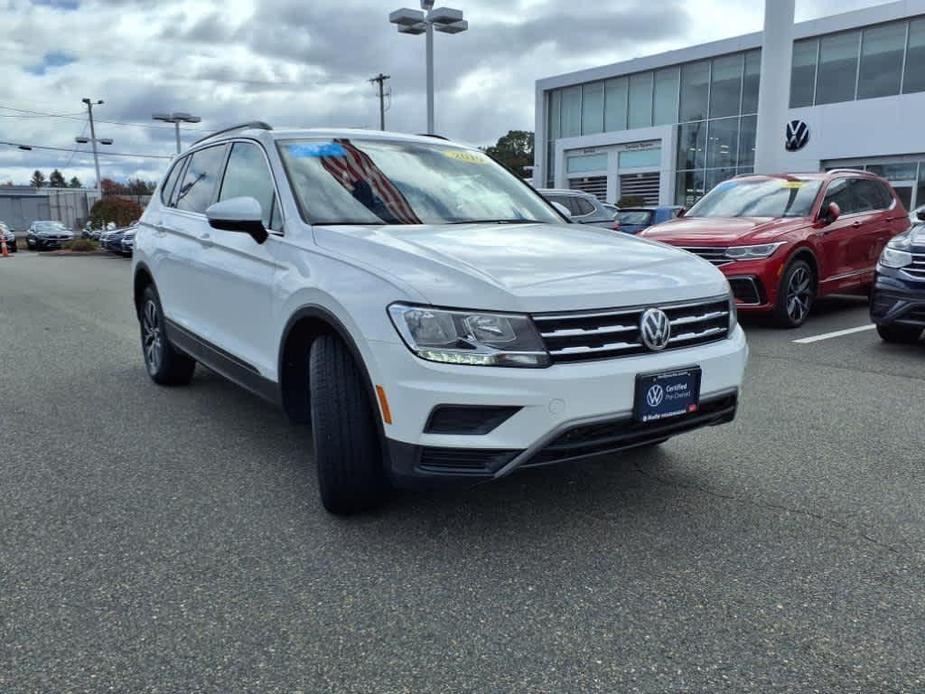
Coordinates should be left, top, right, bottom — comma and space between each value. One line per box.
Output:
725, 242, 786, 260
879, 239, 913, 269
388, 304, 549, 368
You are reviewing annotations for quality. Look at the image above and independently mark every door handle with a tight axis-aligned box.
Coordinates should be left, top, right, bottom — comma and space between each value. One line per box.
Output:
851, 221, 862, 228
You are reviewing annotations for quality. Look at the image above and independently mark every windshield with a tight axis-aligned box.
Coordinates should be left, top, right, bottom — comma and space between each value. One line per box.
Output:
687, 178, 823, 219
617, 210, 653, 225
36, 222, 66, 231
278, 138, 562, 226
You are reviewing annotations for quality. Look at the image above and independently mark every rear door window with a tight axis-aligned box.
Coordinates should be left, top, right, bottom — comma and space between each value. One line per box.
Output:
572, 197, 595, 216
852, 179, 889, 212
175, 145, 229, 214
617, 210, 654, 225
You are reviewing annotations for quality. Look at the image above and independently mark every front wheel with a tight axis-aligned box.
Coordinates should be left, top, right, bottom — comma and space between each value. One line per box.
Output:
139, 286, 196, 385
774, 258, 815, 328
309, 334, 388, 515
877, 323, 922, 344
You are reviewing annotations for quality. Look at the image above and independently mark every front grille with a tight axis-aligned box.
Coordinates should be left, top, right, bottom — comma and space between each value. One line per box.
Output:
682, 247, 732, 267
902, 251, 925, 279
522, 392, 737, 468
418, 447, 520, 475
533, 296, 731, 364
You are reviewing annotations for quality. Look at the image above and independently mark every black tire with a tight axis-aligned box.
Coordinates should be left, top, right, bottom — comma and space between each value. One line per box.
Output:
774, 258, 815, 328
877, 323, 922, 344
139, 285, 196, 385
309, 334, 388, 515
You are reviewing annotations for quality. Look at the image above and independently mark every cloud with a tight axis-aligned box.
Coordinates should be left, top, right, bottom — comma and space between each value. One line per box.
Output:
24, 51, 76, 75
0, 0, 892, 185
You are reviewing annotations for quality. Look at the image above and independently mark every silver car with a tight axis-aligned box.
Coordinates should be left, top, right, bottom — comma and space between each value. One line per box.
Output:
537, 188, 617, 228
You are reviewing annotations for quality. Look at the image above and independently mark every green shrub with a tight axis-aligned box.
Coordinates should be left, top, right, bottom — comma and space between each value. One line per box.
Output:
617, 195, 646, 208
90, 197, 143, 229
63, 238, 97, 252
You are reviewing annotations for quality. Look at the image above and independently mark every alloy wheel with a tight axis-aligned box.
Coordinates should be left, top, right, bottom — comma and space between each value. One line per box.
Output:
785, 266, 812, 324
142, 299, 163, 372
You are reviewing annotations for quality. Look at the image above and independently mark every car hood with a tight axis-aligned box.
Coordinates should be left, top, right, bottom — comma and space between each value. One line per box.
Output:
641, 215, 806, 245
313, 222, 728, 313
35, 229, 71, 236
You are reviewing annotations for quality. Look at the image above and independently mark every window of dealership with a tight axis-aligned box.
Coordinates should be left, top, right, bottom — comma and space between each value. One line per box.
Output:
536, 2, 925, 210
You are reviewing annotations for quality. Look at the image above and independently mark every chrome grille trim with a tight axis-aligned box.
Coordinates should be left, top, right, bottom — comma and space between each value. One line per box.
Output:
903, 253, 925, 278
533, 295, 731, 364
681, 247, 733, 267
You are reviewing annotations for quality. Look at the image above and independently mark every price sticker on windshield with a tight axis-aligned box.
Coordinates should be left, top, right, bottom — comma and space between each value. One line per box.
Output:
443, 150, 490, 164
781, 181, 805, 189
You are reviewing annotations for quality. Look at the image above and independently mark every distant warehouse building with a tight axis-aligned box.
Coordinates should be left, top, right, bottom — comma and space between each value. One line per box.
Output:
0, 186, 99, 232
534, 0, 925, 211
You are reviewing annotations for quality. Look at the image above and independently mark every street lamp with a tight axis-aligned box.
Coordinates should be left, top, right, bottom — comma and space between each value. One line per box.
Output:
152, 112, 202, 154
389, 1, 468, 134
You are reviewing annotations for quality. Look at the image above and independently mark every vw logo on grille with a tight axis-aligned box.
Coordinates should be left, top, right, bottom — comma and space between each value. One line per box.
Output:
640, 308, 671, 351
646, 384, 664, 408
785, 119, 810, 152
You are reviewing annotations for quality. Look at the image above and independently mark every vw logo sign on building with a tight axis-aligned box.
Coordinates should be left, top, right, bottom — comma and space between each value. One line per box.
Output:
639, 308, 671, 351
785, 119, 810, 152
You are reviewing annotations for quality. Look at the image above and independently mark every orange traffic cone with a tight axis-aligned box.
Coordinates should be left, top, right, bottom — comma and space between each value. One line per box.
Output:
1, 238, 8, 258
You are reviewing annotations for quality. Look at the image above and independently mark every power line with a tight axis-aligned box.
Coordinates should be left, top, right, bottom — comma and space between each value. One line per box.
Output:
0, 104, 203, 131
0, 140, 172, 159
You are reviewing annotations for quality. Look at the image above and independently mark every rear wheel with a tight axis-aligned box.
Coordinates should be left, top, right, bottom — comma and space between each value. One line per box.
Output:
877, 323, 922, 344
774, 258, 815, 328
309, 334, 388, 515
139, 285, 196, 385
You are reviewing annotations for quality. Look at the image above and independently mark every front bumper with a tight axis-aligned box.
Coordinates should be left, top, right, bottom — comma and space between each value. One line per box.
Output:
370, 325, 748, 485
719, 258, 780, 313
870, 266, 925, 327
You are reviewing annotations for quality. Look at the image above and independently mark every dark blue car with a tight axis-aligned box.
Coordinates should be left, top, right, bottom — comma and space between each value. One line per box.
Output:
871, 213, 925, 344
613, 206, 683, 234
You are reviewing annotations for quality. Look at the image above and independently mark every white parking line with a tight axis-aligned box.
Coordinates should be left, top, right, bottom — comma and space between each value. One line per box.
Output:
792, 324, 876, 344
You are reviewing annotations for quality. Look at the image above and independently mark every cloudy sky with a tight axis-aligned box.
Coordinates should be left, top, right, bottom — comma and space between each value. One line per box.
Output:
0, 0, 892, 186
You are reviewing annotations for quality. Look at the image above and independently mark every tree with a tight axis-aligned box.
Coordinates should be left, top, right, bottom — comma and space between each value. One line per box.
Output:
125, 178, 156, 195
617, 195, 646, 208
68, 176, 82, 188
90, 197, 143, 228
30, 170, 46, 188
483, 130, 534, 178
100, 178, 126, 194
49, 169, 67, 188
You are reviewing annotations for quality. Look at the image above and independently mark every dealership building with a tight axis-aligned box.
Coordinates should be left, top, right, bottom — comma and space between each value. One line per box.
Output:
534, 0, 925, 211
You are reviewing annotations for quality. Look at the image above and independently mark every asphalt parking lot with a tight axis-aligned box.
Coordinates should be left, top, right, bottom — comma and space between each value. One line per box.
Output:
2, 253, 924, 693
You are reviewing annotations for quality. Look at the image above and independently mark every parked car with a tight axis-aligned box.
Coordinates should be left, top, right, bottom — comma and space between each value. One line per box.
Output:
537, 188, 616, 228
120, 229, 135, 257
640, 171, 909, 327
26, 221, 73, 250
102, 228, 128, 253
0, 222, 17, 253
613, 206, 684, 234
133, 124, 747, 514
870, 209, 925, 343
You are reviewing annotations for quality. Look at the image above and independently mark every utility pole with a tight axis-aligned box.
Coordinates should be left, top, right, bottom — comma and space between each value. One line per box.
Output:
82, 98, 104, 195
369, 73, 391, 130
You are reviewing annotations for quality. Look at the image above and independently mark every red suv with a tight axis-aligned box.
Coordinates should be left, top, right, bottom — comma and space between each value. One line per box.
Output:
641, 171, 909, 326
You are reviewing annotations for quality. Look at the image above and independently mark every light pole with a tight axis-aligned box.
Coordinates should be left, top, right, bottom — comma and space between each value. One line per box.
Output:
81, 98, 106, 195
389, 1, 468, 134
152, 112, 202, 153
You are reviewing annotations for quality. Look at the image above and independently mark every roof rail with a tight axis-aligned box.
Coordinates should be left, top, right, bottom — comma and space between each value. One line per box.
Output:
825, 167, 867, 175
191, 121, 273, 147
416, 133, 450, 140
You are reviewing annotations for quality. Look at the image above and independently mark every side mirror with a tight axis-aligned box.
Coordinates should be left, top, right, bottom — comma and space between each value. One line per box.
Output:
550, 201, 572, 219
677, 207, 687, 218
206, 197, 269, 244
818, 201, 840, 226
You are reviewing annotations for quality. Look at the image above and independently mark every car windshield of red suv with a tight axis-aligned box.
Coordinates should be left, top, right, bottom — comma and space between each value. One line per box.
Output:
687, 178, 823, 218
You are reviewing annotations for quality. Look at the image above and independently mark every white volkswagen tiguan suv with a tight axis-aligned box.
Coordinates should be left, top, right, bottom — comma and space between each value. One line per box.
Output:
133, 123, 748, 514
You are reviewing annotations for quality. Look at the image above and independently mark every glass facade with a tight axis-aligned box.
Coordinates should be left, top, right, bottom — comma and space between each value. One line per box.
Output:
545, 50, 760, 196
790, 15, 925, 107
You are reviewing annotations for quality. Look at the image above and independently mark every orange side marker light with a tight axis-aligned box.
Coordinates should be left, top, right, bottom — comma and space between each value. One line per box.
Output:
375, 385, 393, 425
